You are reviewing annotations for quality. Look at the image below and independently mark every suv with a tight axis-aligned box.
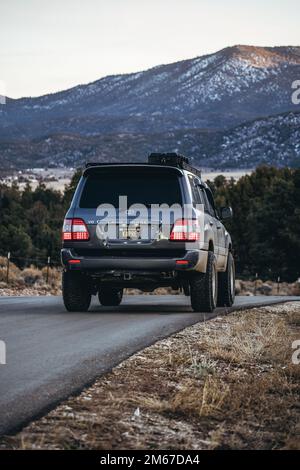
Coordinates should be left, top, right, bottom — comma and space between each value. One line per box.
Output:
61, 153, 235, 313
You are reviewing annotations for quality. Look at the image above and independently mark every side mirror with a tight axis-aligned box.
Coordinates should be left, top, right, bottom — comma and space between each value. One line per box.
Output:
220, 206, 233, 220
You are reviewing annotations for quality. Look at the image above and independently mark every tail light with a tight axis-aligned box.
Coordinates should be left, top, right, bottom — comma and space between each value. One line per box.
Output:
170, 219, 200, 241
62, 218, 90, 241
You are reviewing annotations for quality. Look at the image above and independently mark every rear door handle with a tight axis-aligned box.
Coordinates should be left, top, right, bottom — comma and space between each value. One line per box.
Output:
217, 225, 222, 229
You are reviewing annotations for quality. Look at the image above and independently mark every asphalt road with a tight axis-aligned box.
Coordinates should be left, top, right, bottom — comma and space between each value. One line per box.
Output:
0, 294, 299, 436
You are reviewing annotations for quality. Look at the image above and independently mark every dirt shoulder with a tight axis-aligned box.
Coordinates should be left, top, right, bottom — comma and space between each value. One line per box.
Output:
1, 302, 300, 450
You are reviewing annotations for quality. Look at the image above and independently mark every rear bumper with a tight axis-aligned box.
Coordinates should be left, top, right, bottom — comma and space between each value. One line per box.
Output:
61, 248, 208, 273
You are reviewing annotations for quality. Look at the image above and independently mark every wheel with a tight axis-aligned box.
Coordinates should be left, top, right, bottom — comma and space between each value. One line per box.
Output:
190, 251, 218, 312
217, 252, 235, 307
98, 288, 123, 306
62, 271, 91, 312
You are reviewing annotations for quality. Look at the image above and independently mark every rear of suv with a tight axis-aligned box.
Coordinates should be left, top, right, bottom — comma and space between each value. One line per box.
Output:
61, 153, 235, 312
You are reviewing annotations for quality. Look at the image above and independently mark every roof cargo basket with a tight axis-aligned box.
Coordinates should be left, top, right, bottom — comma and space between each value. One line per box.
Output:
148, 153, 201, 178
148, 153, 188, 166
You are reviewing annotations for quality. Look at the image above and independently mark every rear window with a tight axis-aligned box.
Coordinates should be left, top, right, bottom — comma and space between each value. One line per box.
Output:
79, 170, 183, 208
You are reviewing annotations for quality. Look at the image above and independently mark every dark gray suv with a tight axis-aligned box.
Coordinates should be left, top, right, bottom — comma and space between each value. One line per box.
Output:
61, 154, 235, 312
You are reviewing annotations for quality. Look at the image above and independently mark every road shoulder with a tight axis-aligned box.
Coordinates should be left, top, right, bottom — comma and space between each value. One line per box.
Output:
1, 301, 299, 450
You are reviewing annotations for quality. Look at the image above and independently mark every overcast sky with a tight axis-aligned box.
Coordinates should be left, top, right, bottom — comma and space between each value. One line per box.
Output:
1, 0, 299, 98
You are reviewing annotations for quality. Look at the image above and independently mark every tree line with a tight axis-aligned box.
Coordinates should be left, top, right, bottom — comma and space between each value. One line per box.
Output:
0, 166, 299, 281
209, 166, 300, 282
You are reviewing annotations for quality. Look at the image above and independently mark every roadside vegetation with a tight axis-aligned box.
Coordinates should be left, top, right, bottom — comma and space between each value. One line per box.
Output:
208, 166, 300, 281
1, 256, 299, 297
0, 166, 300, 281
1, 302, 299, 450
0, 257, 61, 295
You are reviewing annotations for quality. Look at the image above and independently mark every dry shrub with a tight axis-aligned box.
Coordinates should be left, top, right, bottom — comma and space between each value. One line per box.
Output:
201, 311, 290, 364
200, 377, 230, 416
0, 256, 22, 286
282, 435, 300, 450
171, 377, 229, 418
286, 362, 300, 381
41, 267, 61, 290
0, 257, 62, 294
287, 310, 300, 326
222, 370, 293, 417
21, 266, 43, 286
133, 395, 168, 413
126, 287, 180, 295
188, 354, 218, 378
168, 345, 191, 368
291, 282, 300, 296
236, 278, 300, 296
171, 367, 295, 424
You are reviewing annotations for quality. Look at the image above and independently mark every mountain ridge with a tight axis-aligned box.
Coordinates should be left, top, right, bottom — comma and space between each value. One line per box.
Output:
1, 45, 300, 169
1, 110, 299, 170
5, 44, 300, 102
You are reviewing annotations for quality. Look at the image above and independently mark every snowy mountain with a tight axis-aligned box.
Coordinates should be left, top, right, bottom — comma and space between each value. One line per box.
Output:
1, 111, 299, 170
0, 45, 300, 168
214, 111, 300, 168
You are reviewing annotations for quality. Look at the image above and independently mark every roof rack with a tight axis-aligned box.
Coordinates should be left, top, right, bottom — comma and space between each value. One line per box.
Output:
148, 153, 201, 178
85, 153, 201, 178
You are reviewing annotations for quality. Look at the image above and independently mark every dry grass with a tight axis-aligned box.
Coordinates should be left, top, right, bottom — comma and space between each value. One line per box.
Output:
171, 377, 230, 418
236, 278, 300, 296
199, 312, 290, 364
0, 257, 61, 295
1, 302, 299, 450
287, 310, 300, 326
1, 256, 299, 298
0, 256, 21, 284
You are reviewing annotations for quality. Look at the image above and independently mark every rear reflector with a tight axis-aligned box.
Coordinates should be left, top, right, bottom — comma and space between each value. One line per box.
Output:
68, 259, 81, 264
170, 219, 200, 241
176, 260, 189, 265
62, 218, 90, 241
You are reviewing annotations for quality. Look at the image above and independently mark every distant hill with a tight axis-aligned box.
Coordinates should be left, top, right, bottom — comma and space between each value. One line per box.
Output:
1, 111, 299, 170
1, 45, 300, 169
